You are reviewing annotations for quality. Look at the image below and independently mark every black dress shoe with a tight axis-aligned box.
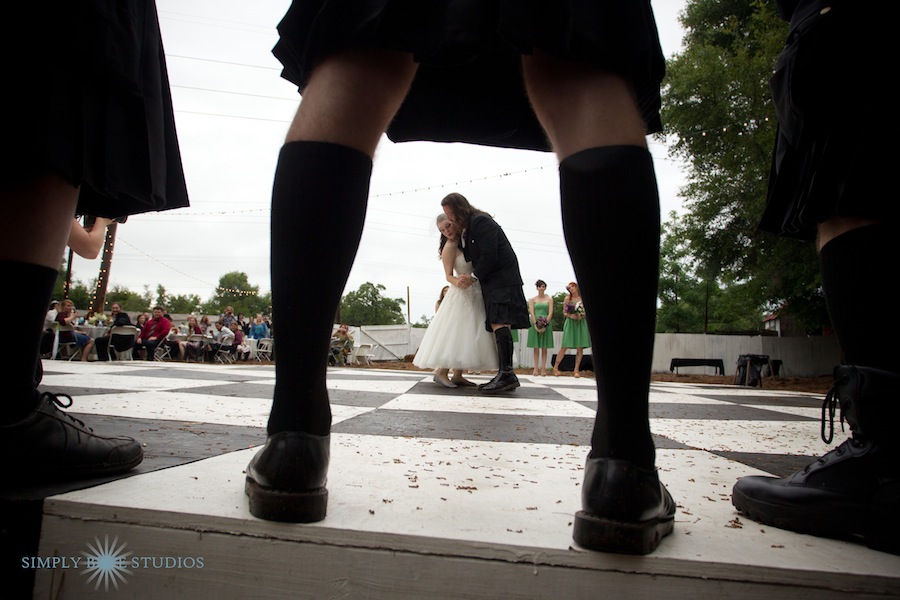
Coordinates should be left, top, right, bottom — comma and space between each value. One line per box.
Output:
479, 372, 520, 395
245, 431, 330, 522
573, 456, 675, 555
0, 392, 143, 480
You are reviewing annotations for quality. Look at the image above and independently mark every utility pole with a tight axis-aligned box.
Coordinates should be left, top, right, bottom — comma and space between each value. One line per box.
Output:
89, 222, 118, 314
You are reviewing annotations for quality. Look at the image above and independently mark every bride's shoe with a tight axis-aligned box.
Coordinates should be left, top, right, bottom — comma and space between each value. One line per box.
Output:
574, 371, 581, 379
433, 375, 457, 388
532, 370, 539, 377
450, 377, 476, 387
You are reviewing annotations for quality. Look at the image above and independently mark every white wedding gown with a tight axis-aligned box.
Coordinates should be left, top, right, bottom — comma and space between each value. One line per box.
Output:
414, 250, 498, 371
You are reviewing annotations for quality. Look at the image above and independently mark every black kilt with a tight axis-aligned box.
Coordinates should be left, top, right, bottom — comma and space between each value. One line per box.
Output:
760, 0, 899, 240
4, 1, 189, 217
272, 0, 666, 152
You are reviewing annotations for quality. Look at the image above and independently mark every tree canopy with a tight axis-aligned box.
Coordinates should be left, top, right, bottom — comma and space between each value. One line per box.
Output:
201, 271, 272, 317
661, 0, 826, 333
339, 282, 406, 326
58, 264, 271, 319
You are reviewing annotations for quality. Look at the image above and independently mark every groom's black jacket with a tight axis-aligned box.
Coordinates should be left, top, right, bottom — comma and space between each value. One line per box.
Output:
460, 212, 523, 293
460, 211, 530, 332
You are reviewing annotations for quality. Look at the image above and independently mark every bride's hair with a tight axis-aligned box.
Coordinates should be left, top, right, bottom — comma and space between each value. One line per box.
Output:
437, 213, 451, 257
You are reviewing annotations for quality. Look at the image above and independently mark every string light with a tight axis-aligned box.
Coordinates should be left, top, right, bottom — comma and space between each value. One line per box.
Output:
115, 237, 262, 297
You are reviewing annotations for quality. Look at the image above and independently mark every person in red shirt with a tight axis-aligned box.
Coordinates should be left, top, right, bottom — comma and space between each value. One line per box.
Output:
134, 306, 171, 361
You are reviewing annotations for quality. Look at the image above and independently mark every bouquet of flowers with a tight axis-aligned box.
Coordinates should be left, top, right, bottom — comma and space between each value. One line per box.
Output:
535, 316, 549, 331
87, 312, 108, 326
565, 302, 586, 319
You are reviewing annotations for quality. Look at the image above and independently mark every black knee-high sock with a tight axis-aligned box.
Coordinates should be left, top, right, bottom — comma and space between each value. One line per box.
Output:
1, 260, 57, 424
494, 326, 513, 373
266, 141, 372, 436
820, 223, 897, 372
560, 146, 660, 470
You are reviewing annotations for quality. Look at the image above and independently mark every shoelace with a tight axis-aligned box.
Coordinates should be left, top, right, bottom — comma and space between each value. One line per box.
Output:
42, 391, 93, 432
820, 376, 847, 444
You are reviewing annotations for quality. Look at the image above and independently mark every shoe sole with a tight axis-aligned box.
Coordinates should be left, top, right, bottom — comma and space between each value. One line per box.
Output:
8, 452, 144, 482
732, 487, 900, 555
245, 478, 328, 523
572, 510, 674, 555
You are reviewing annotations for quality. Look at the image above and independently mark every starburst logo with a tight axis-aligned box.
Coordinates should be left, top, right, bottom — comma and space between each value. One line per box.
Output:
80, 535, 133, 591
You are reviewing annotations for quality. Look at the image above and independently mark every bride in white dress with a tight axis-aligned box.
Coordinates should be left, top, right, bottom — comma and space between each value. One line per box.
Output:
414, 214, 498, 387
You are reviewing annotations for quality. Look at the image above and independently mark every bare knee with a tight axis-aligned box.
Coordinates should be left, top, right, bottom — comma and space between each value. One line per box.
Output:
817, 216, 882, 251
286, 49, 417, 155
522, 51, 647, 158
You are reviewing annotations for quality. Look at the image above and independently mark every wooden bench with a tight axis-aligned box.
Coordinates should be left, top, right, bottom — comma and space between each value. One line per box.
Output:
669, 358, 725, 376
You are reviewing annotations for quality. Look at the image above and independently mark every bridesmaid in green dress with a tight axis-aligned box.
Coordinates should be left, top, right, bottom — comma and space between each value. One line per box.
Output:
527, 279, 554, 376
554, 282, 590, 378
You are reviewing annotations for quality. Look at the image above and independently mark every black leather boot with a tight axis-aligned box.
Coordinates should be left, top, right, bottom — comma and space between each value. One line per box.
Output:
0, 392, 143, 480
248, 142, 371, 523
573, 455, 675, 554
245, 432, 330, 522
732, 365, 900, 554
480, 327, 519, 394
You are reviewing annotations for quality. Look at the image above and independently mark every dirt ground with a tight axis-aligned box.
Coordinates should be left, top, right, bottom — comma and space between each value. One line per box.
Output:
353, 360, 833, 395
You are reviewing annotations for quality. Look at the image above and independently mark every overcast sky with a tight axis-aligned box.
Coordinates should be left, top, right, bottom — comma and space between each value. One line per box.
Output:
69, 0, 689, 323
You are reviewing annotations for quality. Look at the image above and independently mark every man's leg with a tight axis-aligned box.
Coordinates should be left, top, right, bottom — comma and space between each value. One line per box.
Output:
523, 51, 673, 554
0, 173, 143, 479
480, 323, 519, 394
245, 49, 417, 522
733, 217, 900, 554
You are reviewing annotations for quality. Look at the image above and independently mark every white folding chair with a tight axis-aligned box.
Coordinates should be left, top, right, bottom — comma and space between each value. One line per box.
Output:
353, 343, 375, 365
215, 335, 236, 364
55, 324, 81, 360
154, 336, 175, 361
185, 333, 207, 362
256, 338, 273, 362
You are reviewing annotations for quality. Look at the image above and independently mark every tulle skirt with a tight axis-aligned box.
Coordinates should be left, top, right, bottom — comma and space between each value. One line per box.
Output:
414, 281, 498, 371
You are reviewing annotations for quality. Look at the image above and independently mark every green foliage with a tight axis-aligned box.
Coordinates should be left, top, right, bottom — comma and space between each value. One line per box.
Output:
340, 282, 406, 326
150, 284, 202, 314
549, 292, 567, 332
657, 212, 765, 333
657, 212, 704, 332
202, 271, 271, 317
105, 285, 153, 312
661, 0, 826, 332
412, 314, 431, 328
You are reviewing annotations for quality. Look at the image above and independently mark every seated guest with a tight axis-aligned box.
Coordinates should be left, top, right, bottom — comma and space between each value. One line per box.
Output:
178, 315, 205, 361
249, 314, 269, 340
236, 312, 251, 336
44, 300, 59, 329
220, 305, 237, 328
163, 326, 181, 360
230, 321, 251, 361
40, 300, 61, 356
206, 319, 235, 362
199, 315, 215, 336
330, 323, 354, 366
94, 302, 136, 361
134, 306, 171, 361
131, 312, 150, 358
55, 300, 92, 359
